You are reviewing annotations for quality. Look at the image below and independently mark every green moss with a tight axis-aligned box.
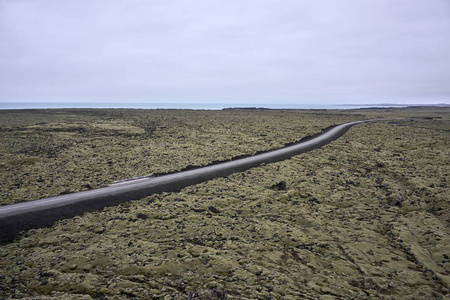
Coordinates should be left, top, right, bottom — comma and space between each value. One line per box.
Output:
6, 157, 41, 166
0, 107, 449, 299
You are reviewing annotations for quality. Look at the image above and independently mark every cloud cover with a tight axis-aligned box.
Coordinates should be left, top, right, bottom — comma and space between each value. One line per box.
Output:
1, 0, 449, 104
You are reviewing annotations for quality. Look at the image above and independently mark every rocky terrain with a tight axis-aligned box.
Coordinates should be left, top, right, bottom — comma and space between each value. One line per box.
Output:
0, 107, 448, 299
0, 109, 359, 205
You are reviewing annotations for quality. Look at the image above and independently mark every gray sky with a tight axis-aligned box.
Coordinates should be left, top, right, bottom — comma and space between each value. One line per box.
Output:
1, 0, 449, 105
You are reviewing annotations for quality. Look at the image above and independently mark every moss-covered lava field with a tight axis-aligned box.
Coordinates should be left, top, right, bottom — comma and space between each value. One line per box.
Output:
0, 107, 449, 299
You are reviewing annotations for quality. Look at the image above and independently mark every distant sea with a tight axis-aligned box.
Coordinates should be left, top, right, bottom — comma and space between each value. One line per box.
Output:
0, 102, 407, 110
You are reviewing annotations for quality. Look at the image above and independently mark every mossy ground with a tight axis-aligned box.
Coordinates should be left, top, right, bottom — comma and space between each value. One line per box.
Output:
0, 107, 449, 299
0, 109, 360, 205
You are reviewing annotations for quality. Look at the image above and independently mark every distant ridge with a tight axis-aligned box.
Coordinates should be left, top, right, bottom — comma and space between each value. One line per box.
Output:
337, 103, 449, 107
222, 107, 271, 111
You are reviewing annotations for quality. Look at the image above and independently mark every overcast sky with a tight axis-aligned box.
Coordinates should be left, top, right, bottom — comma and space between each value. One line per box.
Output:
1, 0, 449, 105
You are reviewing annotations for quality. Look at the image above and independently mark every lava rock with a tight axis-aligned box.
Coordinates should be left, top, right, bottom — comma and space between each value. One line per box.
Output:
270, 181, 287, 190
136, 212, 148, 220
208, 206, 220, 213
388, 197, 404, 208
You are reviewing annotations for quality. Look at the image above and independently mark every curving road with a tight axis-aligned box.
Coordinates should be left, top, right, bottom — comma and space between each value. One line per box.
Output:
0, 119, 387, 243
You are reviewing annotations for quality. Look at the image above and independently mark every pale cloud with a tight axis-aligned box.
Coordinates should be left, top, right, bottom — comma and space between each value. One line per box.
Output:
1, 0, 449, 104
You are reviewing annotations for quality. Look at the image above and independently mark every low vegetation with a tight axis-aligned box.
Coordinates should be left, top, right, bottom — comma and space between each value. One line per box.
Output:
0, 107, 449, 299
0, 108, 363, 205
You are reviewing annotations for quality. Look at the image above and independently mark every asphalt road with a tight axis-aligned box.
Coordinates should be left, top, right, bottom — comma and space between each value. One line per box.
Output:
0, 119, 386, 243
